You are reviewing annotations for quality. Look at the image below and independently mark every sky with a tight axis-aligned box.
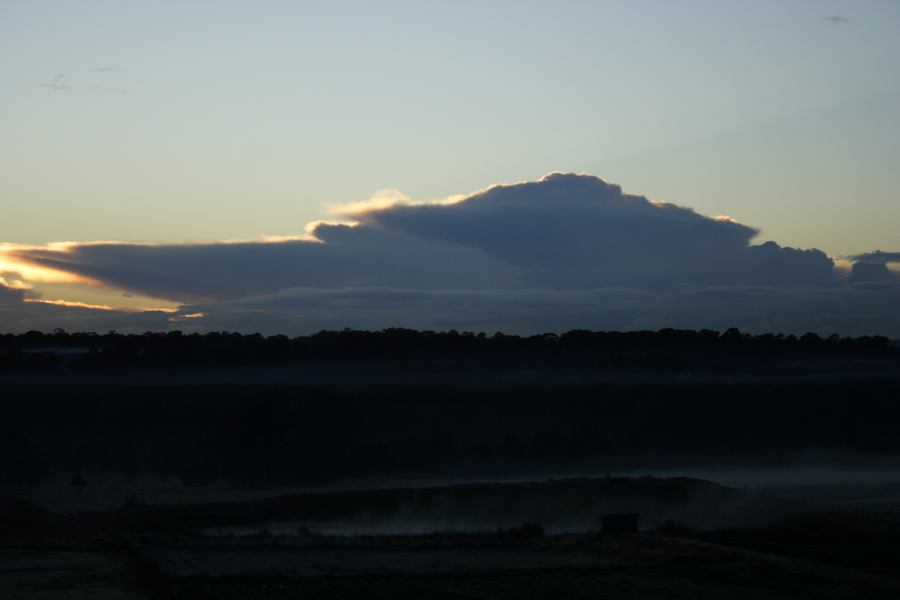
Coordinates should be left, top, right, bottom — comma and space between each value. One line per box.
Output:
1, 1, 899, 335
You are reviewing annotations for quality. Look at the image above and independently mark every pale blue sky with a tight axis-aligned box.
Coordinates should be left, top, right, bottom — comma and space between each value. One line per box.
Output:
2, 0, 899, 256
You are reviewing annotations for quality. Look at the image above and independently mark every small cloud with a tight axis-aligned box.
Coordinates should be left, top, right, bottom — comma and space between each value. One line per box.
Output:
88, 84, 129, 95
168, 312, 206, 322
261, 233, 319, 243
824, 15, 852, 24
328, 188, 413, 217
850, 250, 900, 264
850, 262, 893, 283
42, 70, 129, 95
42, 73, 71, 92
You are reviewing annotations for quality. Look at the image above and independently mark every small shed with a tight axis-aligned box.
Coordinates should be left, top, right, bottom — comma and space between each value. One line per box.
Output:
124, 492, 148, 510
600, 513, 638, 534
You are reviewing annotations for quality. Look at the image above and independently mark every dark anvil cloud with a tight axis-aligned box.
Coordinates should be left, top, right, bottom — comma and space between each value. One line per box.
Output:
350, 173, 835, 288
3, 173, 899, 336
11, 174, 837, 300
11, 227, 520, 303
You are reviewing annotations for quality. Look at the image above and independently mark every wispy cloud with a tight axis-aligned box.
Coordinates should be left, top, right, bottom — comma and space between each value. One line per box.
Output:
24, 298, 114, 311
41, 69, 129, 95
88, 84, 128, 95
41, 73, 71, 91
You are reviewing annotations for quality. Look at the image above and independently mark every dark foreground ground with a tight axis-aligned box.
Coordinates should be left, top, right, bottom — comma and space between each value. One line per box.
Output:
3, 329, 900, 597
4, 476, 900, 599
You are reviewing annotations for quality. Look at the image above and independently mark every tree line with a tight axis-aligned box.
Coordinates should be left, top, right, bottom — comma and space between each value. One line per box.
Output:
0, 327, 893, 371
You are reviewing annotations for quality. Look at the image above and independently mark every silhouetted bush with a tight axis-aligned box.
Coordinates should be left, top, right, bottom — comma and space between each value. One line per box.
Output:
656, 519, 694, 536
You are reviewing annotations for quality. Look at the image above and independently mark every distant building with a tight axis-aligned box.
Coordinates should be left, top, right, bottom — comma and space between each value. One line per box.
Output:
601, 513, 638, 534
124, 492, 148, 510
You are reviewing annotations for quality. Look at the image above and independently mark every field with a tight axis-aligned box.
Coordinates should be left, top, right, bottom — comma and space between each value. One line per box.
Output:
4, 332, 900, 597
5, 476, 900, 599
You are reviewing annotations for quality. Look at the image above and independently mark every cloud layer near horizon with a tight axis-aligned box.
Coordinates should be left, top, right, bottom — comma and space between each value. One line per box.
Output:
2, 173, 899, 336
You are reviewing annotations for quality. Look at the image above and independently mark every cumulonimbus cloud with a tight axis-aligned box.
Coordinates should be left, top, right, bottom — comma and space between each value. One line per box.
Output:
9, 173, 838, 301
3, 173, 899, 336
349, 173, 836, 288
8, 229, 520, 303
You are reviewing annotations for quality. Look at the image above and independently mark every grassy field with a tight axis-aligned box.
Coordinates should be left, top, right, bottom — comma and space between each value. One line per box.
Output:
5, 476, 900, 598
